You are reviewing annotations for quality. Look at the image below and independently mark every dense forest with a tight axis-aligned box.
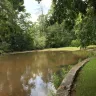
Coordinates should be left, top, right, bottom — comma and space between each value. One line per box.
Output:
0, 0, 96, 52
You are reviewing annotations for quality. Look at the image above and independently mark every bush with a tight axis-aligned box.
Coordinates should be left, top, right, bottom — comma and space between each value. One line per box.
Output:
33, 36, 46, 49
0, 42, 10, 52
71, 39, 80, 47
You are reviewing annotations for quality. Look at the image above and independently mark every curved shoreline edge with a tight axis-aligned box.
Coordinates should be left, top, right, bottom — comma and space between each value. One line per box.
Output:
1, 47, 80, 55
56, 58, 92, 96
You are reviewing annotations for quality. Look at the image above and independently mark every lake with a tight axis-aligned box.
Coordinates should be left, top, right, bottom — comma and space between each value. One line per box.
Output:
0, 51, 85, 96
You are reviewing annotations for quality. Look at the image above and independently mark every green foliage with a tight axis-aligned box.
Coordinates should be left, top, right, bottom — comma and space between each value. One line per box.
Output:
71, 39, 80, 47
1, 0, 96, 52
0, 0, 34, 52
0, 42, 10, 52
30, 14, 47, 49
34, 35, 46, 49
8, 0, 25, 11
52, 65, 72, 89
9, 32, 34, 51
46, 0, 96, 48
48, 0, 96, 24
33, 14, 47, 49
46, 22, 75, 48
74, 11, 96, 48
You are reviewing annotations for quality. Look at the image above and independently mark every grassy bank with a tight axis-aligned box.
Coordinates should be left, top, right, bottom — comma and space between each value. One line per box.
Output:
42, 47, 80, 51
1, 45, 96, 55
42, 45, 96, 52
0, 47, 80, 55
72, 58, 96, 96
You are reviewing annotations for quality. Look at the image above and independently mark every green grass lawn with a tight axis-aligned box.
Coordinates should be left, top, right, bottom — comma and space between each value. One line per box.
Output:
74, 58, 96, 96
41, 45, 96, 52
42, 47, 80, 51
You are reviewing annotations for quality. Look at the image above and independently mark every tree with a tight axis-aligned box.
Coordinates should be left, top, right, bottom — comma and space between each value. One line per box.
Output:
0, 0, 15, 51
46, 22, 75, 48
8, 0, 25, 12
0, 0, 34, 52
74, 10, 96, 48
8, 12, 34, 51
46, 0, 96, 47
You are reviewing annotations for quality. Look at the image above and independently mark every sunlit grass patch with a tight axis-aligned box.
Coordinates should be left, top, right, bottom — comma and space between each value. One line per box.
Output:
88, 45, 96, 49
42, 45, 96, 52
42, 47, 80, 51
57, 47, 80, 51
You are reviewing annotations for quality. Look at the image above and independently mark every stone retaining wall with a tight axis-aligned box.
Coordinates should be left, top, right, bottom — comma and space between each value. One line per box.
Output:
56, 58, 91, 96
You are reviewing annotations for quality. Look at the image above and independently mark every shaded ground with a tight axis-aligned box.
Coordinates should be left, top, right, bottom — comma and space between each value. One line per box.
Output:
71, 58, 96, 96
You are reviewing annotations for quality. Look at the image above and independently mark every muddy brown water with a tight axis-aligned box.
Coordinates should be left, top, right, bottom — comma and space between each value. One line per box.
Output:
0, 51, 85, 96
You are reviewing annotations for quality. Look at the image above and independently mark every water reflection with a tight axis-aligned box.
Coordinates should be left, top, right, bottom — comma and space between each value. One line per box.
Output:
0, 51, 83, 96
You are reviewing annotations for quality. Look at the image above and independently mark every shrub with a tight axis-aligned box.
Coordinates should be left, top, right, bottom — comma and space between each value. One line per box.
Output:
71, 39, 80, 47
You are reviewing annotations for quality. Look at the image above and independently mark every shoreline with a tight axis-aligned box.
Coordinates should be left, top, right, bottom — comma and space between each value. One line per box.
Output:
56, 58, 91, 96
1, 45, 95, 55
1, 47, 80, 55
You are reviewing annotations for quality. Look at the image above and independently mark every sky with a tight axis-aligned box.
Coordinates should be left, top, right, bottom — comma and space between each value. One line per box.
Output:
24, 0, 52, 22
